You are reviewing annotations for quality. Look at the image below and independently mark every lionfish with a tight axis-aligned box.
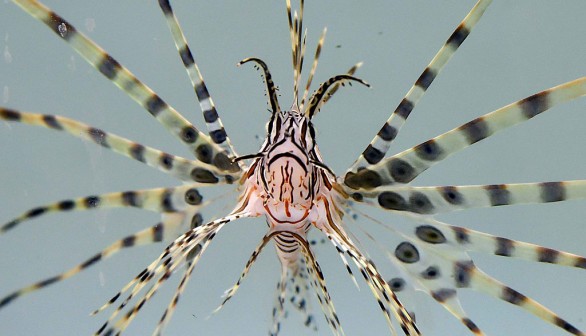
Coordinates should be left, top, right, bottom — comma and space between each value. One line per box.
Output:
1, 0, 585, 335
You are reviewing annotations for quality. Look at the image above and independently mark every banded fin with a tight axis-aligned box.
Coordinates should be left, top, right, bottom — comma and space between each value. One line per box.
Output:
345, 77, 586, 189
300, 28, 327, 111
213, 231, 320, 335
390, 234, 486, 335
0, 108, 236, 183
152, 208, 210, 336
11, 0, 239, 174
158, 0, 239, 159
357, 180, 586, 215
1, 185, 205, 234
374, 212, 586, 334
0, 218, 185, 311
213, 232, 274, 314
286, 0, 306, 106
469, 262, 584, 335
93, 217, 227, 335
323, 227, 420, 335
319, 193, 420, 334
348, 0, 493, 171
407, 215, 586, 273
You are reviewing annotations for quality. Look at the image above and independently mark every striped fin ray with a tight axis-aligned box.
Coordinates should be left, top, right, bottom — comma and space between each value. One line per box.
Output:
300, 27, 327, 111
390, 237, 486, 335
10, 0, 239, 174
332, 243, 360, 289
385, 276, 418, 328
0, 217, 185, 311
328, 235, 407, 335
286, 0, 305, 105
345, 77, 586, 190
375, 212, 585, 334
358, 180, 586, 215
345, 245, 420, 336
0, 108, 237, 184
91, 220, 221, 317
212, 232, 275, 314
348, 0, 493, 172
455, 227, 586, 268
307, 62, 364, 119
150, 209, 209, 336
404, 214, 586, 273
353, 218, 424, 327
0, 185, 205, 235
320, 197, 419, 334
96, 237, 212, 336
150, 205, 211, 335
468, 267, 584, 335
157, 0, 238, 158
285, 0, 296, 82
358, 210, 483, 334
298, 31, 308, 103
151, 235, 203, 336
286, 0, 364, 118
95, 222, 220, 335
356, 220, 426, 327
94, 212, 248, 334
213, 231, 320, 335
151, 253, 198, 336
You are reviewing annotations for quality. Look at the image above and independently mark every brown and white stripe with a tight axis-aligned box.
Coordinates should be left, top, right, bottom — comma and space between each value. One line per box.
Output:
11, 0, 239, 174
348, 0, 493, 172
344, 77, 586, 190
0, 108, 239, 184
157, 0, 238, 159
354, 180, 586, 215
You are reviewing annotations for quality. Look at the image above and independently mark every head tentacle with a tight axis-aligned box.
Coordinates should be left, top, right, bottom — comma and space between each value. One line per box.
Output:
238, 57, 281, 116
305, 75, 370, 118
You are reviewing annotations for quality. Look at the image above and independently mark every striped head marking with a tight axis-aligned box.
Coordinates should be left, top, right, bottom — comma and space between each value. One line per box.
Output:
262, 104, 317, 208
235, 4, 369, 227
